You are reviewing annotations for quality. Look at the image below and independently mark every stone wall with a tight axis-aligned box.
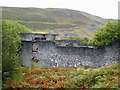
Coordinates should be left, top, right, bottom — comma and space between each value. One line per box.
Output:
19, 40, 120, 68
19, 41, 33, 67
20, 33, 58, 41
55, 40, 80, 47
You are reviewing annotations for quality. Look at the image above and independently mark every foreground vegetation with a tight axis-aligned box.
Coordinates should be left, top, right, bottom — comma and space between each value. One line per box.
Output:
3, 63, 119, 88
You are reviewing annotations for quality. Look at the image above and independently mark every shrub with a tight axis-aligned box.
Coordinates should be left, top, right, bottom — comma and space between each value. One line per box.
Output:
89, 21, 120, 47
2, 21, 31, 76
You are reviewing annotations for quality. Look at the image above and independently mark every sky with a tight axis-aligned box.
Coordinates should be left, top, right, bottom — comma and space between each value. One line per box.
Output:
0, 0, 119, 19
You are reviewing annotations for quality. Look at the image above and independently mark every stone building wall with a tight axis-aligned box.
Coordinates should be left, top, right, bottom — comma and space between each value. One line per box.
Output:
19, 41, 33, 67
19, 40, 119, 68
20, 33, 58, 41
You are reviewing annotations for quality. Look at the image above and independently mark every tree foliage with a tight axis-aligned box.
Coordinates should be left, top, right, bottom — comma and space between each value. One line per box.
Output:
89, 21, 120, 47
2, 21, 31, 75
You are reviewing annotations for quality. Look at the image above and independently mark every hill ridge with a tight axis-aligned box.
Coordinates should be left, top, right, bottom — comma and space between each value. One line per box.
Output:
2, 7, 108, 38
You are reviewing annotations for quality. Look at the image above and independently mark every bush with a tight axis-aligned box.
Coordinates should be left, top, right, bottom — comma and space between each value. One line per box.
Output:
60, 36, 89, 44
89, 21, 120, 47
2, 21, 31, 76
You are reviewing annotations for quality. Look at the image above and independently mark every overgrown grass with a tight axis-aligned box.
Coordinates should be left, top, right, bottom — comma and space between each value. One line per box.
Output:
3, 63, 119, 88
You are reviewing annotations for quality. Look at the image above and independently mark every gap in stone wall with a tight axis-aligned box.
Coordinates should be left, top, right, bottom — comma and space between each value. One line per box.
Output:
32, 59, 39, 68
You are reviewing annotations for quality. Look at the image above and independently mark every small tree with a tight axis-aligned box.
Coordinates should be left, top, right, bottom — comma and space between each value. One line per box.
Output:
2, 21, 31, 76
89, 21, 120, 47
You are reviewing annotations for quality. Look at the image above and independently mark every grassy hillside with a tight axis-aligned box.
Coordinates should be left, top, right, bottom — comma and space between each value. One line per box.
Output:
3, 63, 119, 88
2, 7, 108, 38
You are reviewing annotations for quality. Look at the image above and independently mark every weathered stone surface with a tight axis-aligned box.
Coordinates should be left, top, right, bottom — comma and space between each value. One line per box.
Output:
19, 40, 120, 68
20, 33, 58, 41
19, 33, 120, 68
19, 41, 33, 67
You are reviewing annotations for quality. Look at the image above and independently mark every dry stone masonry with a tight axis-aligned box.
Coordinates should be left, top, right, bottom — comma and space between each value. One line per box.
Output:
19, 33, 120, 68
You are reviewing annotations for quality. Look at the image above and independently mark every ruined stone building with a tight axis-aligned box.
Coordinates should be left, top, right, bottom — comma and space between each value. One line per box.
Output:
19, 33, 119, 68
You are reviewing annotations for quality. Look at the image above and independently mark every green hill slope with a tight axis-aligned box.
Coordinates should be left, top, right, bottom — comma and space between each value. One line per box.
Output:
2, 7, 108, 38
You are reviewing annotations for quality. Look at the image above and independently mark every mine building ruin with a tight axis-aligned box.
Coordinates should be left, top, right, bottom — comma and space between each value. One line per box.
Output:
19, 33, 119, 68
